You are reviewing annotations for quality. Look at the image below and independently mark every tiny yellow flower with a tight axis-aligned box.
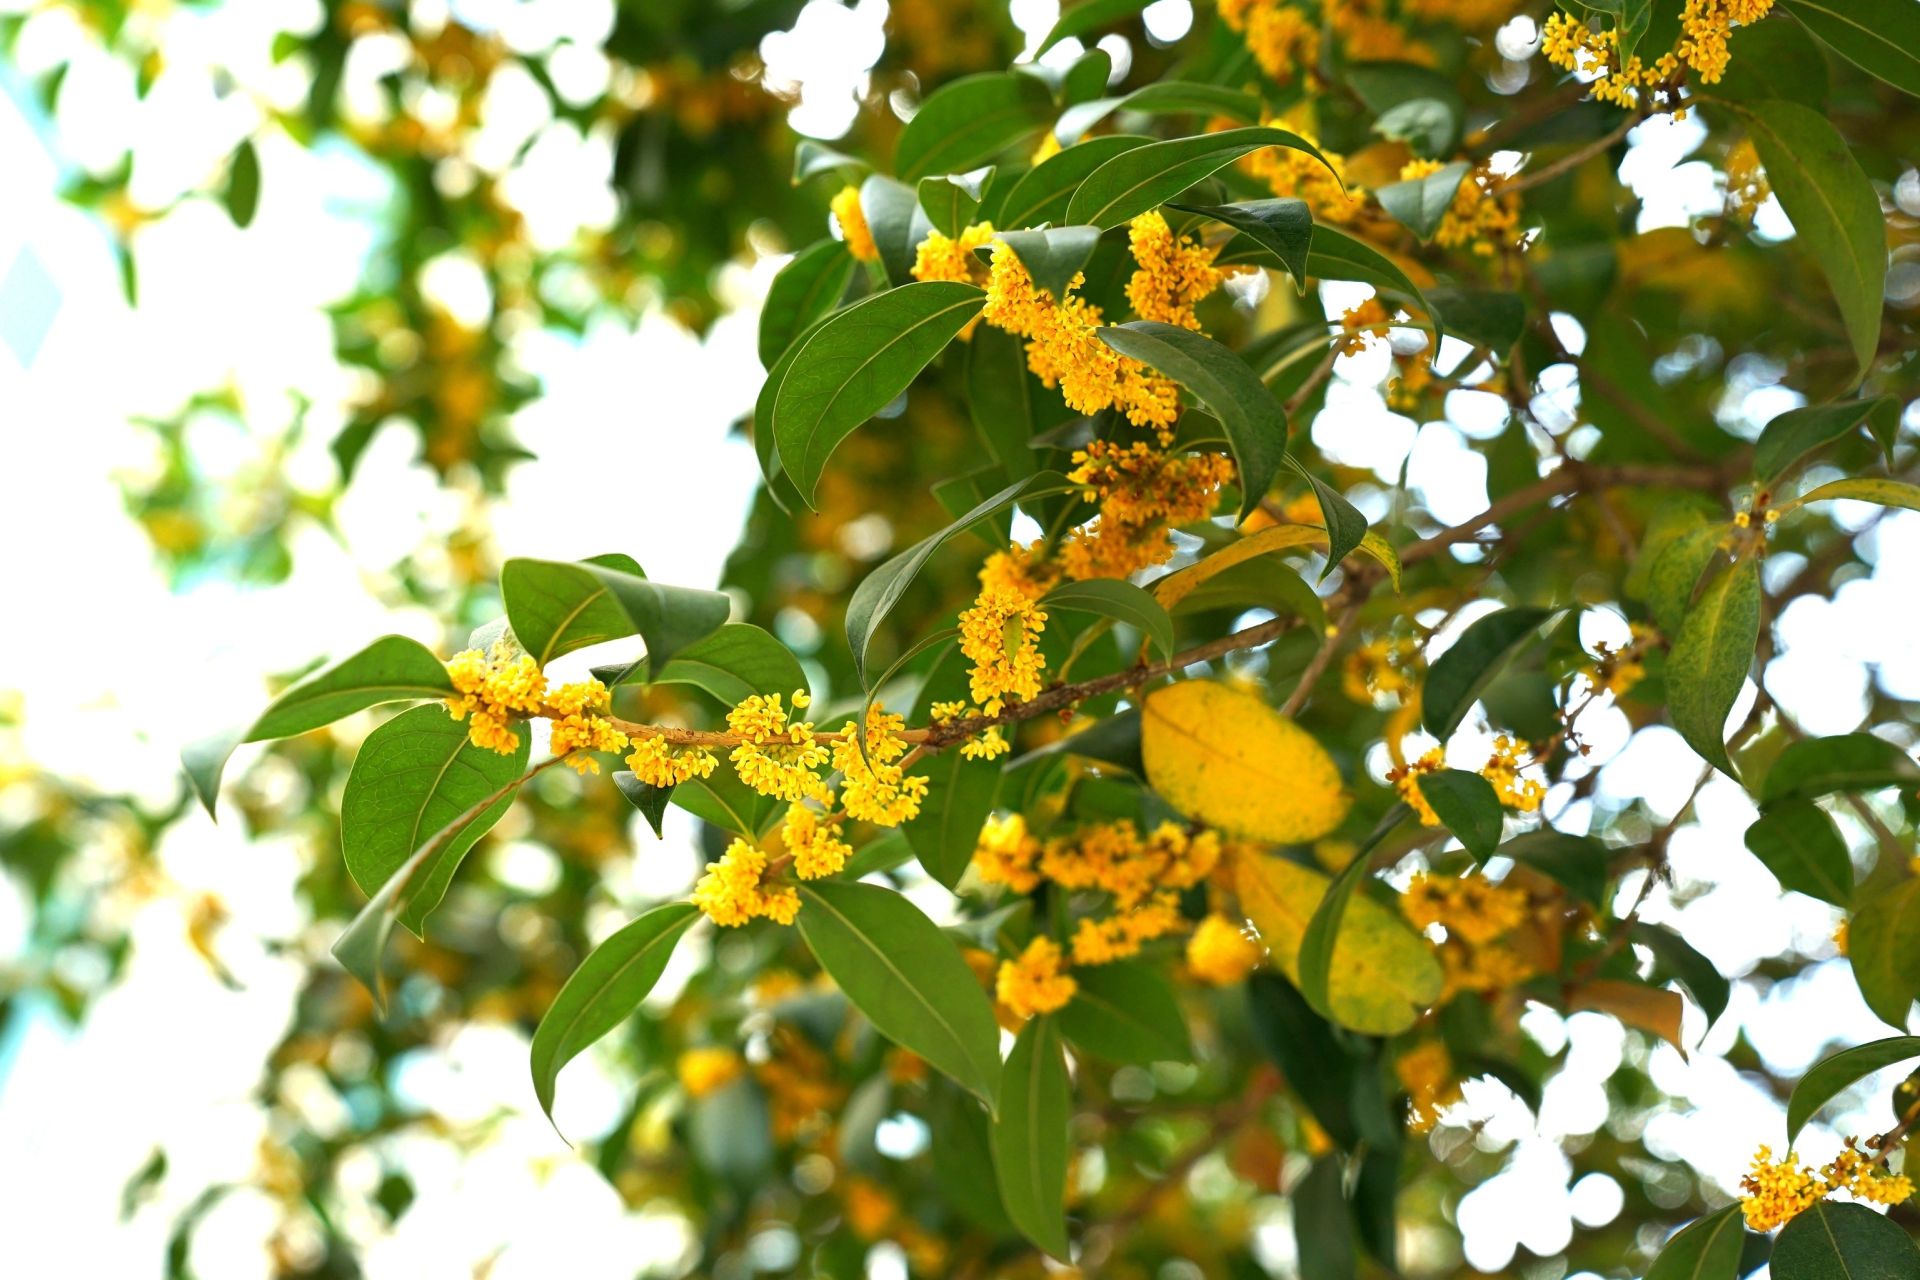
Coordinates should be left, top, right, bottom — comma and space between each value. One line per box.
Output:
996, 936, 1077, 1019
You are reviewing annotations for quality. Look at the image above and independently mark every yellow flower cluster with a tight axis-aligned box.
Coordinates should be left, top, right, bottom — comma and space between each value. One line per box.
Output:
728, 690, 832, 804
1218, 0, 1320, 85
1342, 635, 1423, 705
996, 936, 1078, 1019
1587, 621, 1657, 697
445, 647, 629, 772
1186, 913, 1264, 985
692, 838, 801, 927
1724, 139, 1770, 223
1482, 735, 1545, 812
1542, 13, 1681, 112
981, 241, 1182, 437
1072, 894, 1184, 964
1404, 870, 1537, 997
781, 802, 853, 879
1402, 0, 1523, 27
1391, 746, 1448, 826
1126, 211, 1225, 331
829, 706, 928, 826
677, 1045, 744, 1098
1242, 113, 1368, 225
911, 220, 996, 337
1335, 297, 1394, 357
1678, 0, 1775, 84
1740, 1140, 1914, 1232
624, 735, 719, 788
1331, 0, 1433, 64
1396, 1040, 1464, 1133
1399, 159, 1523, 258
830, 184, 878, 263
1388, 352, 1434, 412
975, 812, 1044, 893
959, 548, 1052, 716
931, 700, 1011, 760
1063, 440, 1237, 579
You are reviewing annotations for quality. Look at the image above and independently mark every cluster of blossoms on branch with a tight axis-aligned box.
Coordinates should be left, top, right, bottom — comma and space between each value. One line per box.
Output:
1740, 1140, 1915, 1231
1543, 0, 1776, 113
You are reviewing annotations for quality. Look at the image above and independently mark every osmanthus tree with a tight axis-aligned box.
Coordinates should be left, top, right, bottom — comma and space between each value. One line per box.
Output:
179, 0, 1920, 1275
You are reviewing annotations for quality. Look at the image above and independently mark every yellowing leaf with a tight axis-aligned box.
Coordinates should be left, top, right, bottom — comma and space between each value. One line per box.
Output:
1235, 854, 1441, 1035
1569, 979, 1687, 1057
1141, 681, 1352, 843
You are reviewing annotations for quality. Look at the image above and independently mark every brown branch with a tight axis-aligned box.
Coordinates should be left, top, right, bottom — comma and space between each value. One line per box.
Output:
1499, 110, 1642, 197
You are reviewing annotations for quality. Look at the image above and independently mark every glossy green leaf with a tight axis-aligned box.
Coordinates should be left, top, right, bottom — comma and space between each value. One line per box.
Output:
846, 471, 1072, 684
224, 138, 260, 228
1055, 80, 1262, 145
1667, 555, 1760, 777
929, 1080, 1015, 1234
990, 1015, 1071, 1259
1171, 198, 1312, 287
1736, 100, 1887, 376
611, 770, 673, 839
1787, 1036, 1920, 1143
986, 225, 1102, 300
1416, 769, 1504, 861
994, 134, 1152, 230
1347, 60, 1465, 155
671, 766, 776, 839
1779, 0, 1920, 99
1781, 477, 1920, 517
528, 903, 699, 1123
1042, 578, 1175, 658
1066, 126, 1332, 229
1222, 222, 1442, 347
1037, 0, 1151, 54
758, 239, 855, 369
1645, 1205, 1744, 1280
967, 323, 1071, 476
1773, 1200, 1920, 1278
1294, 1156, 1358, 1280
182, 634, 454, 817
1291, 466, 1371, 583
1008, 704, 1144, 776
1427, 286, 1526, 355
1761, 733, 1920, 807
905, 748, 1001, 889
796, 881, 1003, 1102
1422, 607, 1555, 738
1376, 160, 1468, 240
1753, 397, 1896, 482
1059, 48, 1113, 108
793, 139, 863, 184
1374, 97, 1460, 157
1498, 830, 1611, 908
1850, 879, 1920, 1030
859, 173, 925, 286
895, 71, 1054, 182
1743, 800, 1853, 905
1097, 321, 1287, 521
1247, 973, 1364, 1149
1645, 523, 1727, 635
771, 281, 984, 505
650, 623, 807, 707
1631, 921, 1730, 1026
500, 557, 730, 671
1057, 960, 1192, 1065
341, 705, 529, 935
918, 169, 989, 236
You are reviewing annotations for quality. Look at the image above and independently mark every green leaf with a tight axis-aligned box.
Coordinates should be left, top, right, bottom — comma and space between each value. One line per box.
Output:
1773, 1200, 1920, 1278
1631, 921, 1730, 1026
967, 323, 1072, 475
1416, 769, 1504, 861
332, 759, 547, 1013
1056, 960, 1192, 1065
650, 623, 807, 707
1743, 801, 1854, 905
758, 239, 855, 369
611, 771, 673, 839
1761, 733, 1920, 807
1222, 222, 1442, 348
929, 1080, 1015, 1234
1247, 973, 1365, 1149
1781, 477, 1920, 517
341, 705, 529, 935
528, 903, 699, 1124
1735, 100, 1888, 376
224, 138, 260, 228
1008, 705, 1144, 776
1779, 0, 1920, 99
671, 766, 776, 840
895, 71, 1054, 182
1059, 48, 1113, 108
1170, 198, 1312, 287
1753, 398, 1897, 482
1096, 321, 1287, 521
793, 139, 864, 184
1066, 126, 1334, 230
986, 225, 1102, 301
1850, 879, 1920, 1030
1667, 555, 1760, 778
1042, 578, 1175, 658
1294, 1156, 1358, 1280
1645, 524, 1727, 635
1646, 1205, 1745, 1280
1422, 607, 1556, 739
1374, 97, 1460, 157
1347, 60, 1465, 155
1787, 1036, 1920, 1143
995, 134, 1151, 230
847, 472, 1073, 684
182, 634, 454, 817
905, 749, 1001, 889
918, 170, 989, 237
1498, 830, 1611, 908
1375, 161, 1469, 240
1713, 15, 1831, 107
1055, 80, 1262, 145
1038, 0, 1151, 55
1427, 286, 1526, 355
990, 1015, 1072, 1259
796, 881, 1003, 1102
1291, 466, 1371, 583
500, 557, 730, 671
860, 174, 925, 286
771, 280, 985, 505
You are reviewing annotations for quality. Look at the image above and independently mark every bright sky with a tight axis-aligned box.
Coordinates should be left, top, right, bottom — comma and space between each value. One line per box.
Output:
2, 1, 1917, 1276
